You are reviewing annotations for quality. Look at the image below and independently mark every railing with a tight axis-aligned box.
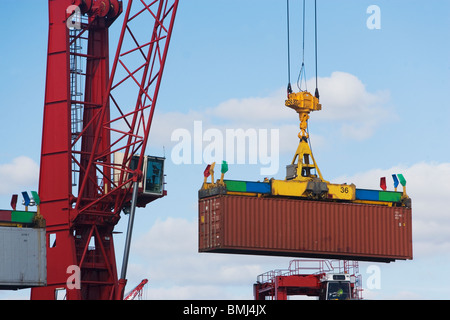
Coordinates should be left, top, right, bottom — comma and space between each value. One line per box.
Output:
256, 259, 364, 300
69, 21, 88, 187
257, 259, 360, 283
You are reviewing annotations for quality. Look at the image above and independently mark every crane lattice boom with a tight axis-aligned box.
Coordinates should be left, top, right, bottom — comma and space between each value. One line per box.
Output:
124, 279, 148, 300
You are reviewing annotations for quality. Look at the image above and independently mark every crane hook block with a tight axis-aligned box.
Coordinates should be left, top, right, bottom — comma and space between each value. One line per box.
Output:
285, 91, 321, 114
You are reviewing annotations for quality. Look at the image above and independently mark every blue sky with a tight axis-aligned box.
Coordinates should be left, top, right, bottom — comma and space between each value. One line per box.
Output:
0, 0, 449, 300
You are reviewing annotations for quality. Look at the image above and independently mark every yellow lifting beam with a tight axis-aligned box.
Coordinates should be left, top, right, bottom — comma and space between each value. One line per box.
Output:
285, 90, 323, 182
271, 90, 356, 201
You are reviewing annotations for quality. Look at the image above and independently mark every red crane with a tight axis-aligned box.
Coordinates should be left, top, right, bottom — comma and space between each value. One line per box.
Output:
254, 260, 363, 300
124, 279, 148, 300
30, 0, 179, 300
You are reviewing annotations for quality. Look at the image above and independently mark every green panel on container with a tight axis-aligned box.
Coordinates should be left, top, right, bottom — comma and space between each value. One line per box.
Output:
379, 191, 402, 202
224, 180, 247, 192
11, 211, 35, 224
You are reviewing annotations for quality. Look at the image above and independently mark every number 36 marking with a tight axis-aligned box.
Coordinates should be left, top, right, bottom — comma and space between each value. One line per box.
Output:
340, 186, 349, 193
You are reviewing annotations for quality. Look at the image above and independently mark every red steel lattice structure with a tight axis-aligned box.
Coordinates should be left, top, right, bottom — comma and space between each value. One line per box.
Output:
124, 279, 148, 300
31, 0, 179, 300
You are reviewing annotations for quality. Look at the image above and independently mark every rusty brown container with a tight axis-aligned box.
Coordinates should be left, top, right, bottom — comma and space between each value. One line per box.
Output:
198, 195, 412, 262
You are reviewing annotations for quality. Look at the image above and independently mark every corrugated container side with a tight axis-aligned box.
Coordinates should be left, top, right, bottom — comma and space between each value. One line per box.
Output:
199, 195, 412, 262
0, 227, 46, 289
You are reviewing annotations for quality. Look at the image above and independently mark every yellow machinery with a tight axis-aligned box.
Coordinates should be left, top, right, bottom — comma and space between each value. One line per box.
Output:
198, 89, 410, 208
271, 90, 355, 201
198, 0, 411, 209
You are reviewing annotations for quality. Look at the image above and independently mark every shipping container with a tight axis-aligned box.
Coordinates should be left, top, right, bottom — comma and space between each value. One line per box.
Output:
198, 195, 412, 263
0, 227, 46, 289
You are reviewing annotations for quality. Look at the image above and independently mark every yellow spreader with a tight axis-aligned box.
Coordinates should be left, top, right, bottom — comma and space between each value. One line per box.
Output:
271, 90, 356, 201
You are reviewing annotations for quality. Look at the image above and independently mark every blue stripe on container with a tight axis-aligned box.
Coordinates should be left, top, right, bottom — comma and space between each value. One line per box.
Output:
246, 182, 271, 194
355, 189, 379, 201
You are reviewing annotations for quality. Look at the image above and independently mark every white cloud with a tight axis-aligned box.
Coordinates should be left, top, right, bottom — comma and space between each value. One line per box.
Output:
149, 71, 394, 160
207, 71, 393, 134
313, 72, 390, 120
206, 88, 290, 125
311, 71, 394, 140
144, 285, 249, 300
364, 289, 422, 300
0, 156, 39, 195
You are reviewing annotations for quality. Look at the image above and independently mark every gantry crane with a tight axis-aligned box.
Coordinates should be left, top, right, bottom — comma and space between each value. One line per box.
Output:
254, 259, 363, 300
30, 0, 179, 300
124, 279, 148, 300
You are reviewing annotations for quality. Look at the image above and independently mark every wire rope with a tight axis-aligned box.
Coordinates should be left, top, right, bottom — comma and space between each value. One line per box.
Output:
286, 0, 293, 95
